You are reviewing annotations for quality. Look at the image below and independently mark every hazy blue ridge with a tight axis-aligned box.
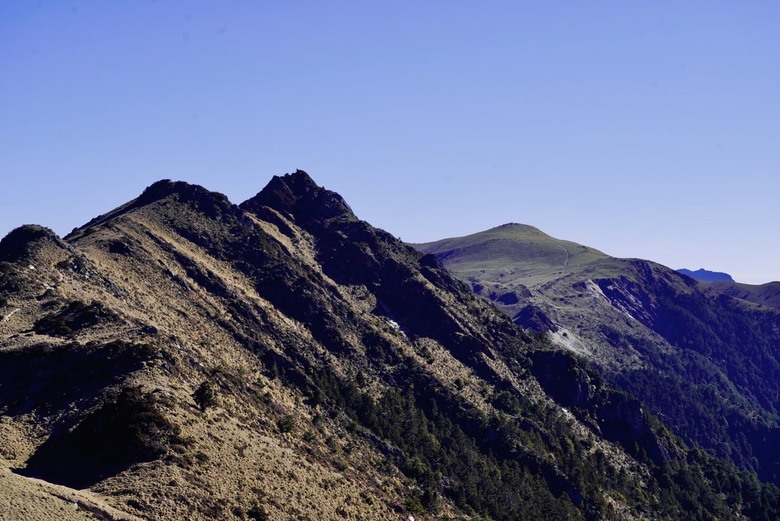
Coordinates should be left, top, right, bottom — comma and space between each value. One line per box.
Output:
678, 268, 735, 282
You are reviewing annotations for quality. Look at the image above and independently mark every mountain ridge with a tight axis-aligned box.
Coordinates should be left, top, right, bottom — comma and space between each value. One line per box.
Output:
2, 174, 779, 519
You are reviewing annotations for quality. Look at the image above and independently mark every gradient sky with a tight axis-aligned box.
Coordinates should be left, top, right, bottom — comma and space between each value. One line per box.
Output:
1, 1, 778, 283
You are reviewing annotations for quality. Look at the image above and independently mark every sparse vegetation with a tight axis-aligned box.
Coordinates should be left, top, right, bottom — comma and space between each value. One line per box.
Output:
193, 381, 219, 411
278, 414, 296, 433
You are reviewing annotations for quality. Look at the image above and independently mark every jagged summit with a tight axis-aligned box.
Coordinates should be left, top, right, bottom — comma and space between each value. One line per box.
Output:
60, 173, 352, 245
241, 170, 356, 224
137, 179, 240, 221
137, 179, 214, 203
66, 179, 243, 240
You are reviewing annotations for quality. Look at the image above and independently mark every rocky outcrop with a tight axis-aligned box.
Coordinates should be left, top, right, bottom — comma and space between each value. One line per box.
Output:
512, 304, 555, 334
241, 170, 356, 226
0, 225, 68, 263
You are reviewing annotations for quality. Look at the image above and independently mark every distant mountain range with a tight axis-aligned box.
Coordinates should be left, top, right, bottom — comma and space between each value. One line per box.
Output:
676, 268, 780, 310
677, 268, 735, 282
416, 224, 780, 488
708, 280, 780, 310
2, 177, 779, 520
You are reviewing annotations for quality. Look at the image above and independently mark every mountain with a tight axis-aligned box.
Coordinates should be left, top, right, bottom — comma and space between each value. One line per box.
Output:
677, 268, 735, 283
2, 175, 779, 520
677, 271, 780, 310
417, 224, 780, 488
706, 280, 780, 310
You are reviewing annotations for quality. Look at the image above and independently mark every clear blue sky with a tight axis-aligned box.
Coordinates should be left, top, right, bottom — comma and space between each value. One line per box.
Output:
1, 1, 778, 283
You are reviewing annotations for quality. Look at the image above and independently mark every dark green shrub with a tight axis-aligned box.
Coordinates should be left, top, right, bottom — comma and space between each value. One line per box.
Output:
193, 381, 218, 411
278, 414, 296, 433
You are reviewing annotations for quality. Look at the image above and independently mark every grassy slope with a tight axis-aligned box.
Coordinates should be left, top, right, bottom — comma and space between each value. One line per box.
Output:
415, 223, 780, 487
415, 223, 612, 288
707, 280, 780, 310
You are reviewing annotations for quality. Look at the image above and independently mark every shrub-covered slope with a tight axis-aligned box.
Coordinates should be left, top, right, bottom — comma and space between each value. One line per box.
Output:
1, 173, 778, 520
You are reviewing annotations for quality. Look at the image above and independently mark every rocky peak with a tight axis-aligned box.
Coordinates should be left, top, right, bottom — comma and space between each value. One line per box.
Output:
0, 225, 68, 263
240, 170, 356, 226
67, 180, 242, 239
136, 179, 194, 203
136, 179, 238, 220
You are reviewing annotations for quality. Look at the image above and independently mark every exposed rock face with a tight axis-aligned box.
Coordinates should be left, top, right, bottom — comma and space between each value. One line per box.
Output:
242, 170, 357, 225
594, 274, 657, 328
512, 304, 556, 334
2, 173, 779, 520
